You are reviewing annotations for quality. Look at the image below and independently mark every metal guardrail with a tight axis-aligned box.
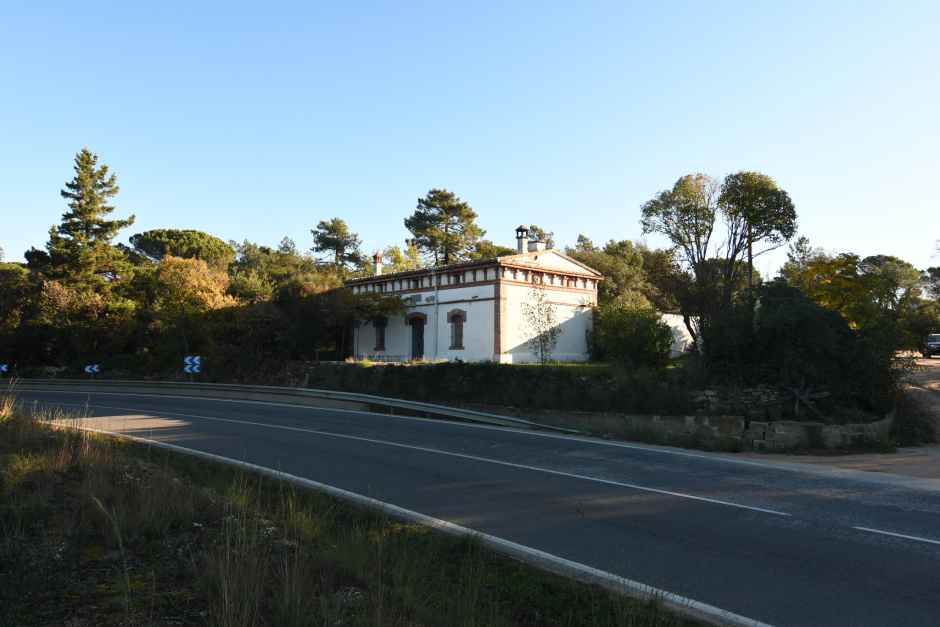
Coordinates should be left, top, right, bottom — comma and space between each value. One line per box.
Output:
5, 379, 581, 434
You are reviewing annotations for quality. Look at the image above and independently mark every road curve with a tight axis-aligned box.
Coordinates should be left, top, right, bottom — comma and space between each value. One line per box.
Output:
15, 389, 940, 627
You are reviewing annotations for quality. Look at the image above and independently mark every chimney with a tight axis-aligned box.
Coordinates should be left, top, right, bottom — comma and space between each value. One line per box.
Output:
372, 252, 383, 276
515, 225, 529, 254
527, 240, 546, 252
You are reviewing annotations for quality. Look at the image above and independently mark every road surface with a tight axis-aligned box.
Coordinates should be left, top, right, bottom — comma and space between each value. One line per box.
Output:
14, 389, 940, 627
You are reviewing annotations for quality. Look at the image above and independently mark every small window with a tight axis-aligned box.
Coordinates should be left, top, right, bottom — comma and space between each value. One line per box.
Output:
450, 314, 464, 349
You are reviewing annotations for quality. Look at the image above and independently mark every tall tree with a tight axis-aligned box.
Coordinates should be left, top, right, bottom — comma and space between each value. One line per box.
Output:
28, 148, 135, 289
719, 171, 797, 294
641, 172, 797, 343
311, 218, 362, 269
404, 189, 484, 266
640, 174, 720, 340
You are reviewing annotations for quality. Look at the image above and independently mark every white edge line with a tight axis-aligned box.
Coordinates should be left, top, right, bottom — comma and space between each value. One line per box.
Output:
67, 422, 775, 627
853, 526, 940, 546
16, 388, 776, 468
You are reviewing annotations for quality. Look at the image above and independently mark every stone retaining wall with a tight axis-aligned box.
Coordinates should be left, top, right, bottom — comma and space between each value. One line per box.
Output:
745, 411, 895, 449
690, 383, 784, 415
446, 402, 893, 448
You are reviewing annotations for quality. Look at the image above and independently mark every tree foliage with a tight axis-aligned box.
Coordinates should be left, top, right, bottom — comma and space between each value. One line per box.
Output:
228, 239, 321, 302
719, 171, 797, 288
470, 240, 515, 259
128, 229, 235, 269
382, 243, 423, 272
778, 236, 831, 289
520, 278, 560, 364
567, 239, 647, 306
311, 218, 362, 269
28, 148, 135, 288
641, 172, 797, 343
922, 267, 940, 303
858, 254, 922, 313
528, 225, 554, 249
404, 189, 484, 266
588, 301, 673, 368
153, 256, 236, 354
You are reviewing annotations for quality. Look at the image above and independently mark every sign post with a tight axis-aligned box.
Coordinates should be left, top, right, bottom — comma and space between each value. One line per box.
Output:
184, 356, 201, 382
83, 365, 100, 380
0, 364, 8, 382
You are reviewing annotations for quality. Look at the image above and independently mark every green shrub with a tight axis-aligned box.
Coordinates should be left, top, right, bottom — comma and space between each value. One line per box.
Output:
703, 282, 908, 415
588, 302, 674, 368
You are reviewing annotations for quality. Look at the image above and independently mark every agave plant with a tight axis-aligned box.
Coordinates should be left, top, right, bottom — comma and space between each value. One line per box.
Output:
781, 376, 830, 418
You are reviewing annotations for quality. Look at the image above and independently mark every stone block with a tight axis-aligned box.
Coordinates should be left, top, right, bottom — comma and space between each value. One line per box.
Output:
749, 421, 768, 433
707, 415, 745, 436
745, 408, 766, 422
769, 421, 807, 435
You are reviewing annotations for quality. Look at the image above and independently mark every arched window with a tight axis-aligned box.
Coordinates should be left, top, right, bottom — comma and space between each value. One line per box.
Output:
450, 313, 464, 349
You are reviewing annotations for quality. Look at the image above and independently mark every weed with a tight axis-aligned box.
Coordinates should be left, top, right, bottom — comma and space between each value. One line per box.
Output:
804, 425, 827, 449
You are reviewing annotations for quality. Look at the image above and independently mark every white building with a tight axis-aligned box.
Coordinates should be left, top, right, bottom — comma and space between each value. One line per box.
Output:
346, 227, 603, 363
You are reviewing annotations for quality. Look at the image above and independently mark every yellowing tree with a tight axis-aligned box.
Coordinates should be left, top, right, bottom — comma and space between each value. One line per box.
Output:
154, 256, 236, 353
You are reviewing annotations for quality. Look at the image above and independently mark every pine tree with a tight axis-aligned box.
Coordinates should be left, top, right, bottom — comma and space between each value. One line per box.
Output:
404, 189, 484, 266
40, 148, 135, 288
311, 218, 362, 269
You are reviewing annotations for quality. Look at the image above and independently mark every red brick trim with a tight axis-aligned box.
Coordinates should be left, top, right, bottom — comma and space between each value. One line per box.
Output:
494, 281, 507, 356
404, 312, 428, 326
446, 308, 468, 323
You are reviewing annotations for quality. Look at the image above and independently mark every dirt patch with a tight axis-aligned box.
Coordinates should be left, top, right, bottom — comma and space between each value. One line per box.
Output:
729, 356, 940, 481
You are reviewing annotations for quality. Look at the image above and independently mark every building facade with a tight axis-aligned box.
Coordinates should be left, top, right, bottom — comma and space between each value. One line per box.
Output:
345, 227, 602, 363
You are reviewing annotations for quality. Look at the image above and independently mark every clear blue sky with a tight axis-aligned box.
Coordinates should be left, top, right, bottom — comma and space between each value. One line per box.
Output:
3, 1, 938, 276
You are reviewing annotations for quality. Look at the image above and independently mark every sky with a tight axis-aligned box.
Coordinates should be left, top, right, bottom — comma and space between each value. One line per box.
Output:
2, 1, 939, 277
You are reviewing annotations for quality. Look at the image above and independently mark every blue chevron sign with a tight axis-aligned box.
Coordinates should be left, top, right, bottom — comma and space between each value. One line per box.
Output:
184, 356, 201, 365
184, 364, 201, 374
0, 365, 8, 372
84, 365, 100, 373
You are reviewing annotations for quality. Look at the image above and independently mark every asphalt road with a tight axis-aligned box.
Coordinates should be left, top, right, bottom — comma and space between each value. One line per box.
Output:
14, 390, 940, 627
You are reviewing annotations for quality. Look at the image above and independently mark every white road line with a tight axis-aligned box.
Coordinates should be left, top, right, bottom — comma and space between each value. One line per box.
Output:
49, 400, 792, 517
66, 423, 778, 627
22, 389, 778, 468
854, 526, 940, 546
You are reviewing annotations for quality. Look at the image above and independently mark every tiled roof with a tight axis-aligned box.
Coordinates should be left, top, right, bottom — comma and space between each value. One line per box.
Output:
345, 249, 603, 285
